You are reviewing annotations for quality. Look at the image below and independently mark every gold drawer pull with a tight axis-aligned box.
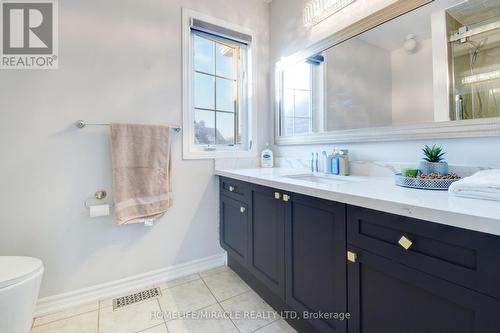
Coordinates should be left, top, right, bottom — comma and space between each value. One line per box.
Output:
398, 236, 413, 250
274, 192, 281, 200
283, 194, 290, 202
229, 186, 235, 192
347, 251, 357, 263
240, 207, 246, 214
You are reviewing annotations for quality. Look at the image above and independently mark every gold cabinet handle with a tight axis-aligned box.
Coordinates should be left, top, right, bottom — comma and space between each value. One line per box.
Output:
229, 186, 235, 192
398, 236, 413, 250
274, 192, 281, 200
240, 207, 246, 214
283, 194, 290, 202
347, 251, 357, 263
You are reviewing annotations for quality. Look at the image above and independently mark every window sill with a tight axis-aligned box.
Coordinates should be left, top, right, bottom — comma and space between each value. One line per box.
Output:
182, 148, 257, 160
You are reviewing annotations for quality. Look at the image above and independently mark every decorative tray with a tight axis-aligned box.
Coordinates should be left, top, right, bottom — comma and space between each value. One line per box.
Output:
395, 173, 461, 191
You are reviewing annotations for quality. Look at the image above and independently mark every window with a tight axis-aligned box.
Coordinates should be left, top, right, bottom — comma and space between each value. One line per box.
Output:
279, 54, 325, 136
182, 10, 254, 159
282, 62, 314, 135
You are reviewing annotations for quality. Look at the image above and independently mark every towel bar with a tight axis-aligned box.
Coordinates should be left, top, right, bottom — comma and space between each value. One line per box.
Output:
75, 120, 181, 132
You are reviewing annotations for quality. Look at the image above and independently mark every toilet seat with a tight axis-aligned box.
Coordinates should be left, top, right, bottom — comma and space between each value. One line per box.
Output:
0, 257, 43, 289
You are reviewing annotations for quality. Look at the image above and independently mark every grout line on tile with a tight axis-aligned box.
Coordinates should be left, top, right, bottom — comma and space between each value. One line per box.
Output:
199, 266, 231, 279
227, 311, 242, 333
199, 277, 219, 303
219, 290, 283, 333
97, 301, 100, 333
217, 289, 252, 304
157, 288, 218, 323
158, 275, 202, 292
156, 298, 167, 327
199, 269, 252, 303
199, 277, 242, 333
164, 320, 170, 333
136, 322, 168, 333
216, 290, 247, 333
33, 308, 99, 328
248, 317, 282, 333
198, 274, 247, 304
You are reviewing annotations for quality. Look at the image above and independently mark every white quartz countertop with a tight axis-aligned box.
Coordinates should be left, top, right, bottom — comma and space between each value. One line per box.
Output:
215, 168, 500, 237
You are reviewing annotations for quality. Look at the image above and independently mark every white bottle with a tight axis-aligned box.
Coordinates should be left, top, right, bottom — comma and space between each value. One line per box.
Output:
261, 143, 274, 168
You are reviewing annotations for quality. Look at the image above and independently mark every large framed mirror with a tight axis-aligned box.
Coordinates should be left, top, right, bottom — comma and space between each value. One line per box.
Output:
275, 0, 500, 144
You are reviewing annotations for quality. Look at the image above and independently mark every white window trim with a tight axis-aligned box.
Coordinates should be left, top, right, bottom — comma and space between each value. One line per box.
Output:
182, 8, 257, 160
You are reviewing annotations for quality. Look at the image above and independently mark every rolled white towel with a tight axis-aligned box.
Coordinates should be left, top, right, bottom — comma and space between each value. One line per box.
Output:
448, 169, 500, 201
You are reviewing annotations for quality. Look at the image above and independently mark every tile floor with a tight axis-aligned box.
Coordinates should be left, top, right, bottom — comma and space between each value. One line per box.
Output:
31, 266, 297, 333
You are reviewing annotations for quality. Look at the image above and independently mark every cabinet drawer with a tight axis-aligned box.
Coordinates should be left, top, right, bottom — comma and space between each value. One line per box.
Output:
347, 205, 500, 299
220, 177, 250, 201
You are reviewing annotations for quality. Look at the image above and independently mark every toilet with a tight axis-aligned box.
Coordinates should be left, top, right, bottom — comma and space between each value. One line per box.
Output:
0, 257, 44, 333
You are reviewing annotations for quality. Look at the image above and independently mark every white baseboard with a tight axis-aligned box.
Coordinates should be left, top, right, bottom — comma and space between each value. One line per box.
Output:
35, 253, 227, 316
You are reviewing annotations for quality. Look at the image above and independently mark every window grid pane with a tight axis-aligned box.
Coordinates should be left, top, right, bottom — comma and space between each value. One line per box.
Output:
282, 63, 314, 136
194, 109, 216, 145
194, 72, 215, 110
194, 35, 214, 74
216, 77, 236, 112
193, 33, 240, 146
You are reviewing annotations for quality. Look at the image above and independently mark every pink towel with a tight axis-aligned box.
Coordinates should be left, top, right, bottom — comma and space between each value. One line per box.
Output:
110, 124, 172, 225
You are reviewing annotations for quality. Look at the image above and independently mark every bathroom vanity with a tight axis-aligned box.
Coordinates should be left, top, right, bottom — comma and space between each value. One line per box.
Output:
216, 169, 500, 333
215, 0, 500, 330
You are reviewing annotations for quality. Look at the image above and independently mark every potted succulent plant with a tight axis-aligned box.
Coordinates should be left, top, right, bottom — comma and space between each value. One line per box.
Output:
419, 145, 448, 176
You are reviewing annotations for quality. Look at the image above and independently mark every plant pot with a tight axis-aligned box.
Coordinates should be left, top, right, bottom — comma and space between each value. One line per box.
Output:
419, 161, 448, 176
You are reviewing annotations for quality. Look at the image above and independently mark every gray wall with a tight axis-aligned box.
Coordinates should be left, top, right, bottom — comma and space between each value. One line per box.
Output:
0, 0, 269, 298
325, 38, 392, 130
391, 38, 435, 125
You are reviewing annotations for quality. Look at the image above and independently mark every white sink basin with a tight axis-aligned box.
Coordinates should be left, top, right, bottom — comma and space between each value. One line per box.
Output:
284, 173, 363, 185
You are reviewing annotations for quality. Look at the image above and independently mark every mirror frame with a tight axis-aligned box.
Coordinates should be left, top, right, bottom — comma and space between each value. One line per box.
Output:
274, 0, 500, 145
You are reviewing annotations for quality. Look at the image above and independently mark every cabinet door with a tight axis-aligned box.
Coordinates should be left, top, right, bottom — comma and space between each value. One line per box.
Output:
249, 185, 286, 298
220, 195, 248, 265
347, 246, 500, 333
285, 194, 347, 333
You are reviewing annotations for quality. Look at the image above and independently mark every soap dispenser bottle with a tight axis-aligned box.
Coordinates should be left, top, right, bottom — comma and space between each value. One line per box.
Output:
261, 143, 274, 168
338, 149, 349, 176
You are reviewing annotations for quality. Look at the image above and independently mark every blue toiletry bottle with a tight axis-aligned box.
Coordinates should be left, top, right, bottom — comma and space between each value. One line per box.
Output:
326, 150, 334, 174
311, 153, 314, 172
331, 151, 340, 175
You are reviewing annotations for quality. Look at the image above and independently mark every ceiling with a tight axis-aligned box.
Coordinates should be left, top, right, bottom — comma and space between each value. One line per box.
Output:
335, 0, 498, 52
354, 0, 467, 51
447, 0, 500, 25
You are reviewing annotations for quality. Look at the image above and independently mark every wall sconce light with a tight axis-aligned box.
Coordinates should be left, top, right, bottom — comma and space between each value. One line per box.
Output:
303, 0, 356, 28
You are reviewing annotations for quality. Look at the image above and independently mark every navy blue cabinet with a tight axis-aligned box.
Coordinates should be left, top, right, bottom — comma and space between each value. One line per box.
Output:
220, 195, 248, 266
219, 177, 500, 333
219, 178, 251, 266
347, 205, 500, 300
347, 245, 500, 333
285, 193, 347, 333
248, 184, 286, 299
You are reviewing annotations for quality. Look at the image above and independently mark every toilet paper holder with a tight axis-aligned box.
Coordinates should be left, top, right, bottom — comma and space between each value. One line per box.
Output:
84, 190, 111, 209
